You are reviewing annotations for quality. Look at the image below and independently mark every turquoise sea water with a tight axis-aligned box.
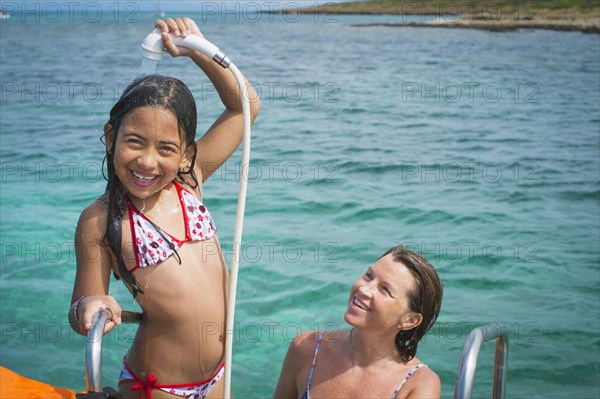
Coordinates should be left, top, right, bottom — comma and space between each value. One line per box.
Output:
1, 9, 599, 399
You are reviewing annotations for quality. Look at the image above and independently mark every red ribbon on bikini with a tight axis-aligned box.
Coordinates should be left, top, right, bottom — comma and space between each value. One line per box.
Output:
130, 373, 157, 399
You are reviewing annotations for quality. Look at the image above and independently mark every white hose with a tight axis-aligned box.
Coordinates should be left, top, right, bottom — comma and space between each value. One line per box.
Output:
223, 62, 251, 399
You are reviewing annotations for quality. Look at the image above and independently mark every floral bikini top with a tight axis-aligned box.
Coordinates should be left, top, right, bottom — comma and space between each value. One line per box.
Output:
125, 181, 216, 273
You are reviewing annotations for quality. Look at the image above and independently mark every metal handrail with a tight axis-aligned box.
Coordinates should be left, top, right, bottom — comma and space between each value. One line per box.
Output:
85, 309, 143, 393
454, 323, 509, 399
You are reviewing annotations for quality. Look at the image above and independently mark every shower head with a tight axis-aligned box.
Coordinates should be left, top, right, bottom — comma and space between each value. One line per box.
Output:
141, 29, 166, 61
141, 29, 231, 68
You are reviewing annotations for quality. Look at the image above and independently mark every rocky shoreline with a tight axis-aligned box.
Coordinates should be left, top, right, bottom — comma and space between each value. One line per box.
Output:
273, 1, 600, 34
350, 19, 600, 34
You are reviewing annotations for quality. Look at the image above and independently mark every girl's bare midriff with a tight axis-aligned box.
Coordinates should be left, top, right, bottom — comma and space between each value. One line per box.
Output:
117, 235, 228, 397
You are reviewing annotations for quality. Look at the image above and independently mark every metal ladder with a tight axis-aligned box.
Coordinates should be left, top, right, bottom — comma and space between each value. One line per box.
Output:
454, 323, 509, 399
85, 309, 142, 393
85, 313, 508, 397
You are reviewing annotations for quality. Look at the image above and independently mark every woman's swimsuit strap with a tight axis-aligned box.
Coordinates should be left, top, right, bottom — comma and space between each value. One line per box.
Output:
300, 331, 324, 399
390, 363, 428, 399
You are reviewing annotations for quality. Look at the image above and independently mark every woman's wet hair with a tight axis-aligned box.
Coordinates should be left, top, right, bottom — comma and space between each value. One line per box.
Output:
382, 245, 443, 363
102, 75, 199, 296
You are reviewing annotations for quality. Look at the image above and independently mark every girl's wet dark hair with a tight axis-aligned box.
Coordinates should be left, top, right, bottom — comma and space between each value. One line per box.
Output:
102, 75, 199, 296
382, 245, 443, 363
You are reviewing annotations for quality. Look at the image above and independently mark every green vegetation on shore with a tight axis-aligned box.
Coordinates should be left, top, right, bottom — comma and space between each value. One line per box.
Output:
294, 0, 599, 19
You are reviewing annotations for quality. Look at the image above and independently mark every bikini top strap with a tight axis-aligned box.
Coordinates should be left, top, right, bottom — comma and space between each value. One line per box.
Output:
303, 332, 325, 398
390, 364, 428, 399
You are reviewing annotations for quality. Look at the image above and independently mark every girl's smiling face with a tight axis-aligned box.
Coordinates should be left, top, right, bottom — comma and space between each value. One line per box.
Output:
344, 254, 422, 334
107, 106, 191, 200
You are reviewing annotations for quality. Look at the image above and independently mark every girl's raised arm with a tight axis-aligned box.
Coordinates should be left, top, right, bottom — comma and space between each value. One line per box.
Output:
69, 201, 122, 336
156, 17, 261, 183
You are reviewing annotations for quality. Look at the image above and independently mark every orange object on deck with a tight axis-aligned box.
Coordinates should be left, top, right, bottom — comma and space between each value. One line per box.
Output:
0, 366, 76, 399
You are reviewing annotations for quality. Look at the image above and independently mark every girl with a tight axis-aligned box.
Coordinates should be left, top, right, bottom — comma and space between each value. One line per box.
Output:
274, 246, 443, 399
69, 17, 260, 399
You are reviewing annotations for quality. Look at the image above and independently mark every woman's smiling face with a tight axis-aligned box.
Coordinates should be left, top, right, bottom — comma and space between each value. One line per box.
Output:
344, 254, 420, 334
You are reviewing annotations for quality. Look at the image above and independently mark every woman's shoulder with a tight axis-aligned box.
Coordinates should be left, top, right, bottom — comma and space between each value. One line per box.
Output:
289, 331, 321, 352
408, 361, 439, 382
285, 330, 328, 361
401, 358, 441, 399
288, 330, 348, 359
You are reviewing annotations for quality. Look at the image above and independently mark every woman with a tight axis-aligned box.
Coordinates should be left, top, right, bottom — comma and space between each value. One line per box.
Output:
274, 246, 443, 399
